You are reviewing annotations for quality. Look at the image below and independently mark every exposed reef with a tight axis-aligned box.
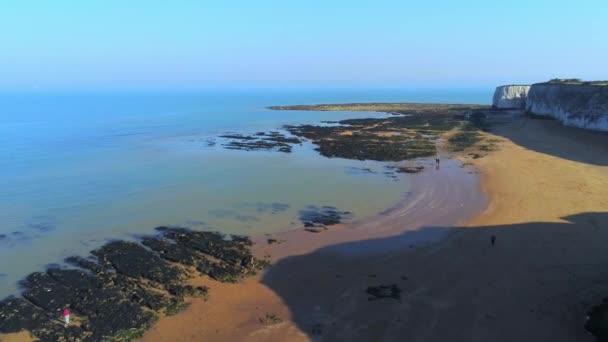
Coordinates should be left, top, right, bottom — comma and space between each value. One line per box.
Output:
299, 205, 352, 233
220, 131, 302, 153
279, 103, 489, 161
0, 227, 267, 341
396, 165, 424, 174
269, 103, 486, 114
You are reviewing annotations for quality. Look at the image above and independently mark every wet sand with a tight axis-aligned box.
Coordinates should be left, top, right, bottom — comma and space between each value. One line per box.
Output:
140, 113, 608, 342
138, 156, 485, 342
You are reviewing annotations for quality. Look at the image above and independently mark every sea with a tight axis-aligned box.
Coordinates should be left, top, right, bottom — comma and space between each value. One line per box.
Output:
0, 85, 491, 297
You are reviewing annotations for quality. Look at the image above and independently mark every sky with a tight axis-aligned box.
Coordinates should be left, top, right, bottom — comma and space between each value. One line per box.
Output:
1, 0, 607, 89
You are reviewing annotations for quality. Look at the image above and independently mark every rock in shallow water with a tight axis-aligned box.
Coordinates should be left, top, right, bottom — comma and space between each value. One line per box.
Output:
0, 227, 268, 341
299, 205, 352, 232
219, 132, 302, 153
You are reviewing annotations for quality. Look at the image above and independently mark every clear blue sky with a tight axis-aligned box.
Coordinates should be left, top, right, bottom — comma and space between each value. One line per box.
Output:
1, 0, 607, 89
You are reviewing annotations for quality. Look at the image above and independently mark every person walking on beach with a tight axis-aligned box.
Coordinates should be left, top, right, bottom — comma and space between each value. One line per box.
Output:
63, 308, 70, 327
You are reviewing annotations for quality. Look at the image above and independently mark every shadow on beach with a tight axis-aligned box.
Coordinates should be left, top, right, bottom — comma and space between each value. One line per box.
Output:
487, 113, 608, 166
261, 212, 608, 342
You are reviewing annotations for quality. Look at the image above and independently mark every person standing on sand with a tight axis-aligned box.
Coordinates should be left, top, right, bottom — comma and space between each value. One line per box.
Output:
63, 308, 70, 327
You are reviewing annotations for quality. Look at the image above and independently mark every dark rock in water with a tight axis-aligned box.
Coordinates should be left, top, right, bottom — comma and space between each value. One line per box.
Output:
219, 131, 302, 153
586, 298, 608, 341
366, 284, 402, 301
157, 227, 253, 266
142, 237, 203, 266
396, 165, 424, 174
65, 256, 106, 274
92, 240, 186, 285
148, 227, 269, 282
346, 167, 376, 175
253, 202, 289, 215
299, 205, 352, 230
219, 134, 257, 140
0, 226, 267, 341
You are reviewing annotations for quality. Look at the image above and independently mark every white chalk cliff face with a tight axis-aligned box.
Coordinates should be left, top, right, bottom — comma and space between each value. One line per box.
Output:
493, 85, 530, 109
526, 83, 608, 131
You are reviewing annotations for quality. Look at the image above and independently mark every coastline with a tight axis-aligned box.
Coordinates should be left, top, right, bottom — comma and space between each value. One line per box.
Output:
139, 156, 487, 342
3, 106, 607, 341
0, 102, 485, 342
141, 112, 608, 341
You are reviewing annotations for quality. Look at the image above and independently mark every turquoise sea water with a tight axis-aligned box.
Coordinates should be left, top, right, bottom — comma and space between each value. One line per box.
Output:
0, 86, 491, 296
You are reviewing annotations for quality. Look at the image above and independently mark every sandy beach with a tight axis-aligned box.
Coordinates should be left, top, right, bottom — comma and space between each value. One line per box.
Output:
138, 112, 608, 342
2, 111, 607, 342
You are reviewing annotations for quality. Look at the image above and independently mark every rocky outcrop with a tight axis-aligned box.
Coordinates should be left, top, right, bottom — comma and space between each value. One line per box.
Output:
0, 227, 268, 341
526, 83, 608, 131
492, 85, 530, 109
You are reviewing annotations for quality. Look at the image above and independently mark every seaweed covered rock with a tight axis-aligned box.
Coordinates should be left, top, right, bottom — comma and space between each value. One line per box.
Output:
220, 131, 302, 153
299, 206, 352, 232
154, 227, 268, 282
0, 227, 266, 341
272, 103, 493, 161
285, 113, 459, 161
92, 241, 187, 285
19, 268, 158, 341
0, 297, 48, 333
166, 285, 209, 300
396, 165, 424, 174
142, 237, 203, 266
156, 227, 253, 267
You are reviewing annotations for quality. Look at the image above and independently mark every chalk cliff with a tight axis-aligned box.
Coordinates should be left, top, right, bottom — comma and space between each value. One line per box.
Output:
492, 85, 530, 109
526, 83, 608, 131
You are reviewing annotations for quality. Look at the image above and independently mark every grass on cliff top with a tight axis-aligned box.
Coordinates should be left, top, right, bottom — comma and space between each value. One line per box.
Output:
541, 78, 608, 86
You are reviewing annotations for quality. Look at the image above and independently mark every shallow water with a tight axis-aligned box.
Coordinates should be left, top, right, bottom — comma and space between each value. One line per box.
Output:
0, 86, 491, 297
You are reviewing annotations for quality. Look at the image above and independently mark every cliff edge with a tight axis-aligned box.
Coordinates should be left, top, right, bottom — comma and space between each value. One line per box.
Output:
526, 81, 608, 131
493, 85, 530, 109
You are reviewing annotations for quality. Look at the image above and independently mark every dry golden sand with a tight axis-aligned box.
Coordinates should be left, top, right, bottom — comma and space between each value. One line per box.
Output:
140, 114, 608, 342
